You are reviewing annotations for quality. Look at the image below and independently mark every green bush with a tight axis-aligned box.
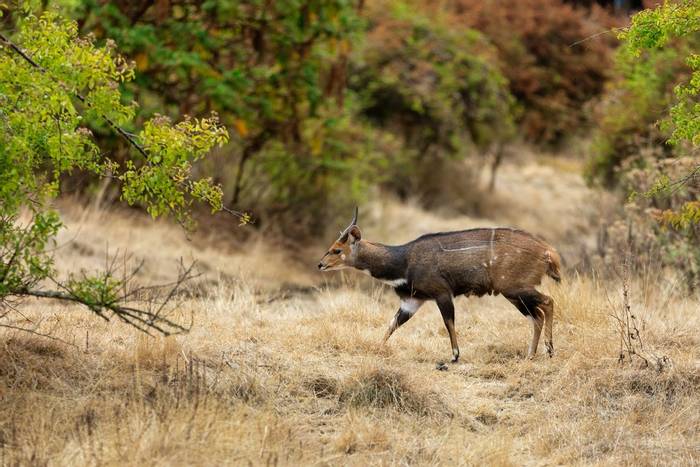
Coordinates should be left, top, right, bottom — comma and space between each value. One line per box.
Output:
589, 0, 700, 289
586, 38, 692, 187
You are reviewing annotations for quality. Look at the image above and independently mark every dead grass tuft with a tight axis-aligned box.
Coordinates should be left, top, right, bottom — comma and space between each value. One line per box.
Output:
305, 374, 340, 399
0, 337, 82, 391
339, 367, 452, 418
591, 366, 700, 404
333, 413, 391, 454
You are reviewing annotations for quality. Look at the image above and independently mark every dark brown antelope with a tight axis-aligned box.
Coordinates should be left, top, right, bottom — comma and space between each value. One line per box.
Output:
318, 208, 561, 363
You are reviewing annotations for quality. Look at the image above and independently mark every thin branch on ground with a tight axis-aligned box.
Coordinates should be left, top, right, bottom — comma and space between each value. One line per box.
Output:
0, 321, 79, 349
2, 249, 199, 337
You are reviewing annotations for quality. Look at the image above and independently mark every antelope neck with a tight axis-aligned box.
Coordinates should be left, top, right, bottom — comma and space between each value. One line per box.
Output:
354, 241, 407, 282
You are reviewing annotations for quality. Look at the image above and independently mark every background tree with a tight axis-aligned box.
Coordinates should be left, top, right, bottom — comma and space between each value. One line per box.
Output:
349, 0, 516, 208
430, 0, 618, 145
20, 0, 619, 231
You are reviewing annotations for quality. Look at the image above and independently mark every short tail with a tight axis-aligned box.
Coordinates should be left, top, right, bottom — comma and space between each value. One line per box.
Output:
545, 249, 562, 283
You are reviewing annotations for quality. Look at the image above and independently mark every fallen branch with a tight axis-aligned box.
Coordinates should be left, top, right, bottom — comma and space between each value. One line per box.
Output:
3, 253, 198, 337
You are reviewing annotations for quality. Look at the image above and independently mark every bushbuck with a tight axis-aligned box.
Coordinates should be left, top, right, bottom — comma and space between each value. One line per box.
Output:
318, 208, 561, 363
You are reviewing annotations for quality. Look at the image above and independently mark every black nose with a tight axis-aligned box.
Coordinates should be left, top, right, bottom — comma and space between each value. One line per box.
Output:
318, 262, 323, 269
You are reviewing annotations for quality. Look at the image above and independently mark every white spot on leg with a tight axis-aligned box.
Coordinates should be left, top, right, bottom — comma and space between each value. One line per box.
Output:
400, 298, 424, 317
387, 316, 398, 333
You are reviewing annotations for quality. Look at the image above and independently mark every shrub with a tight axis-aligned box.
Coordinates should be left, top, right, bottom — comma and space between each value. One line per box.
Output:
588, 1, 700, 288
351, 0, 515, 206
586, 37, 693, 187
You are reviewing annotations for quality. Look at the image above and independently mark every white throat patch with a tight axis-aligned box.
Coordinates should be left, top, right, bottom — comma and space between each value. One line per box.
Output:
380, 278, 408, 287
359, 269, 407, 288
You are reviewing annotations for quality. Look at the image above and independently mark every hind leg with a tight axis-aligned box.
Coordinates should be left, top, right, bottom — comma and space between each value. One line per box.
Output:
505, 290, 548, 359
539, 295, 554, 357
526, 310, 544, 359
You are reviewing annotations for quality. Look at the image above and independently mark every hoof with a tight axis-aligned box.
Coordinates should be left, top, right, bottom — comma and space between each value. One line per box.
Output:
435, 362, 449, 371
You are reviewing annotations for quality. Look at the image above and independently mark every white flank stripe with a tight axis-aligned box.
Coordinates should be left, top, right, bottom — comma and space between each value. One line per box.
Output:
440, 245, 487, 252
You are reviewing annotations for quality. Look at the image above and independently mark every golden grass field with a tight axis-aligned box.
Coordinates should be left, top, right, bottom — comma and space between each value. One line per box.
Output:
1, 159, 699, 465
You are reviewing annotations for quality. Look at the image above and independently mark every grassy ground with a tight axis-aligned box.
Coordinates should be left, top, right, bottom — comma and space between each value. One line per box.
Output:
1, 159, 699, 466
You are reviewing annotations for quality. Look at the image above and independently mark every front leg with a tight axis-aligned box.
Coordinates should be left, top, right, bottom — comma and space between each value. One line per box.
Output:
436, 295, 460, 363
382, 298, 424, 344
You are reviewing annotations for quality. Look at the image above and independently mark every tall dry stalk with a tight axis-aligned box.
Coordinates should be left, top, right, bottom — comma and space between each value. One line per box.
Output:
611, 255, 670, 371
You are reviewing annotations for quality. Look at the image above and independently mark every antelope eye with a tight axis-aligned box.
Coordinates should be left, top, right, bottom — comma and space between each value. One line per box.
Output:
331, 249, 342, 255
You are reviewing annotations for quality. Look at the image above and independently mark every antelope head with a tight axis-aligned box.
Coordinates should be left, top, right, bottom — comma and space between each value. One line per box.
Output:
318, 207, 362, 271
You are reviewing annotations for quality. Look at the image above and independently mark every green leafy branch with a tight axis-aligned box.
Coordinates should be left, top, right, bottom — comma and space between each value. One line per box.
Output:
0, 9, 244, 337
0, 13, 249, 224
620, 0, 700, 228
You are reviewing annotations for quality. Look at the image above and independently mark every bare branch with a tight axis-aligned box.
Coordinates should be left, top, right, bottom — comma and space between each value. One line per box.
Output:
0, 322, 79, 349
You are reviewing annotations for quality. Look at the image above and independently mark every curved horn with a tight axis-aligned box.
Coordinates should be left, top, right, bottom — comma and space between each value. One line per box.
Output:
338, 206, 359, 241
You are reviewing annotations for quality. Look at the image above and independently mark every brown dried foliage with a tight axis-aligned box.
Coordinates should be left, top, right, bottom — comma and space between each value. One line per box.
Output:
430, 0, 620, 144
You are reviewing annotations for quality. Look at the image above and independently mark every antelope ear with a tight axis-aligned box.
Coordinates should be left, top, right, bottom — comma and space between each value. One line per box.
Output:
348, 225, 362, 243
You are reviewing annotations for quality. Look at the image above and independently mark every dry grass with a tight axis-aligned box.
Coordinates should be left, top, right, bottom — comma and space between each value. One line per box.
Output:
2, 163, 700, 465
